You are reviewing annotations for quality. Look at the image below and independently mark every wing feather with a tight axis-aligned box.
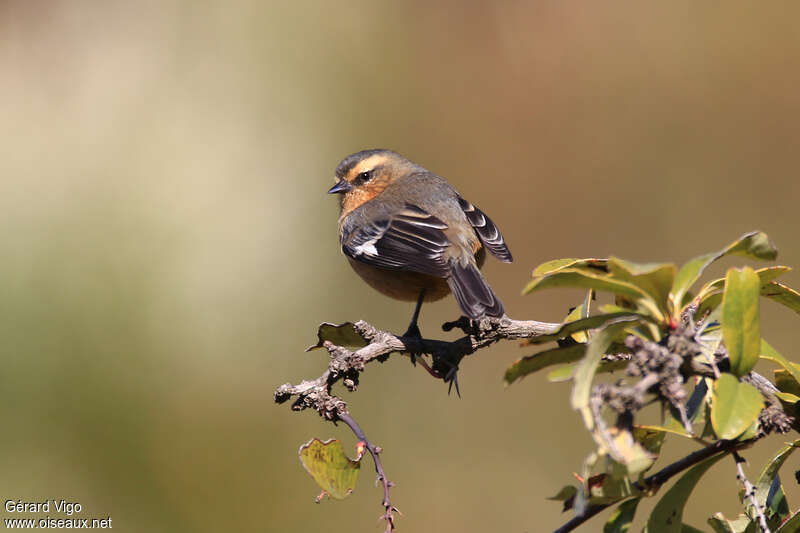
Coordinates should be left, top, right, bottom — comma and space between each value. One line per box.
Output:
342, 204, 451, 277
458, 197, 513, 262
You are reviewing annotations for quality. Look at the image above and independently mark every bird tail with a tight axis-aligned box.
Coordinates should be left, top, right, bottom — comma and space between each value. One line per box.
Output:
447, 261, 504, 319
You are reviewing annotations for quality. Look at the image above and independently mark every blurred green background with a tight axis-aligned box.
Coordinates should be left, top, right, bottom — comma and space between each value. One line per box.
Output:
1, 1, 799, 531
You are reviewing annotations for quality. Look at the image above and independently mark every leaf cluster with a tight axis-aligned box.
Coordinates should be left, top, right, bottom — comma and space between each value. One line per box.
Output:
508, 231, 800, 531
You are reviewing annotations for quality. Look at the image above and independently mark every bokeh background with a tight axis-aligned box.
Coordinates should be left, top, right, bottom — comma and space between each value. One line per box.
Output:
2, 1, 799, 531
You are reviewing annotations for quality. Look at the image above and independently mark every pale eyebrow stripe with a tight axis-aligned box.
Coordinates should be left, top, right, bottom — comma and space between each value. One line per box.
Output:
351, 154, 388, 176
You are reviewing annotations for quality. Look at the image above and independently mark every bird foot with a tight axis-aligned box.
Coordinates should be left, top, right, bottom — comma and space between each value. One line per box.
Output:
402, 322, 422, 339
402, 323, 423, 365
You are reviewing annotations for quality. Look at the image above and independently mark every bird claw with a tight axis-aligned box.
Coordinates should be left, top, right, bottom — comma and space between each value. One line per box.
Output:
445, 366, 461, 398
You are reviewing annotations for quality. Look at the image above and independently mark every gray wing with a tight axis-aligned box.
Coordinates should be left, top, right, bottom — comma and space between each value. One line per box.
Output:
457, 197, 513, 262
342, 204, 451, 277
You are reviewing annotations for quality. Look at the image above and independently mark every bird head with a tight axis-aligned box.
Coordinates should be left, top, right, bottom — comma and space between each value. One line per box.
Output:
328, 149, 417, 213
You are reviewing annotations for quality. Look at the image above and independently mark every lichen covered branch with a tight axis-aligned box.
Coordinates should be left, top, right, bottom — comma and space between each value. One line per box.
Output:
732, 451, 772, 533
274, 316, 561, 419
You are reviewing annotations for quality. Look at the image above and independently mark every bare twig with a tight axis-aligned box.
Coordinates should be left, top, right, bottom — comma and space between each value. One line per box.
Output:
553, 439, 753, 533
732, 451, 771, 533
337, 412, 398, 532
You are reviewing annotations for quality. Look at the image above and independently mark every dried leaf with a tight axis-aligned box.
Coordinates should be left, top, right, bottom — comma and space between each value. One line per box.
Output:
298, 438, 361, 500
306, 322, 368, 351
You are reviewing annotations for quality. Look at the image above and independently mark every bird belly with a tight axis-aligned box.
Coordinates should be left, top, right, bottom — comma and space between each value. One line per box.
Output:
347, 258, 451, 302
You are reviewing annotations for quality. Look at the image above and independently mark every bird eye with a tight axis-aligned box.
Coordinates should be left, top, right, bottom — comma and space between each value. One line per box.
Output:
355, 170, 373, 184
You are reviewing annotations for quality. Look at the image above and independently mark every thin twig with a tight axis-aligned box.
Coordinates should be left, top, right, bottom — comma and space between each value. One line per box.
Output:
553, 439, 753, 533
337, 412, 398, 532
732, 451, 771, 533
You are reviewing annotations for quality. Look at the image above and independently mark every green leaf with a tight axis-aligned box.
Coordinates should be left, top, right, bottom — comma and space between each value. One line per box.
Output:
703, 279, 800, 319
604, 429, 657, 478
545, 357, 629, 383
760, 339, 800, 386
563, 290, 594, 342
710, 374, 765, 440
548, 485, 578, 502
776, 509, 800, 533
765, 476, 790, 527
532, 258, 608, 277
701, 280, 800, 319
504, 344, 586, 385
608, 257, 676, 312
526, 268, 666, 322
695, 266, 791, 316
774, 370, 800, 396
525, 312, 642, 345
298, 438, 361, 500
707, 514, 755, 533
563, 306, 585, 342
738, 418, 761, 442
604, 498, 639, 533
634, 424, 694, 440
671, 231, 777, 311
775, 391, 800, 404
600, 304, 638, 314
761, 281, 800, 315
572, 318, 640, 429
673, 251, 720, 310
725, 231, 778, 260
547, 485, 578, 512
306, 322, 368, 351
547, 364, 577, 382
700, 401, 716, 440
697, 266, 790, 298
645, 452, 726, 533
587, 472, 638, 506
722, 267, 761, 376
633, 426, 667, 456
523, 269, 648, 299
696, 292, 724, 319
752, 440, 800, 522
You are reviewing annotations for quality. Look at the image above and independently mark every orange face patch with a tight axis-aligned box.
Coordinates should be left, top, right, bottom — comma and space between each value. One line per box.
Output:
340, 187, 379, 219
337, 154, 396, 218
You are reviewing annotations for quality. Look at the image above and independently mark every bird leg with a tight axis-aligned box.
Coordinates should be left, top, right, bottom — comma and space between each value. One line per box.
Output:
403, 288, 426, 339
401, 289, 460, 395
403, 289, 427, 366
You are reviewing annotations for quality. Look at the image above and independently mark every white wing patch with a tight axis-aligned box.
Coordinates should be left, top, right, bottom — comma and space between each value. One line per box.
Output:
353, 239, 379, 256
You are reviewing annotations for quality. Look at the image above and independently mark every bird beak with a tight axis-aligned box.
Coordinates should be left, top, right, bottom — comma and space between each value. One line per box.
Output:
327, 179, 352, 194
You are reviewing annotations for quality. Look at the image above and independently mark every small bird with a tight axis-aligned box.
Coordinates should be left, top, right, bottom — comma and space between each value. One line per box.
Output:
328, 149, 513, 340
